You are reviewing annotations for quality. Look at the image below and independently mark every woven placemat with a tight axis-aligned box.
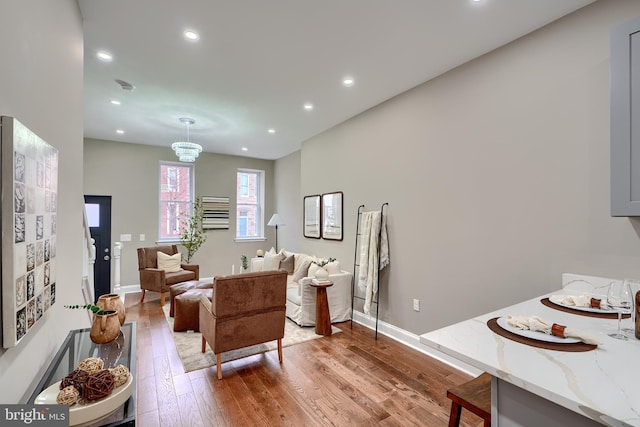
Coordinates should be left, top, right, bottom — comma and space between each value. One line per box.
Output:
540, 298, 630, 319
487, 317, 597, 352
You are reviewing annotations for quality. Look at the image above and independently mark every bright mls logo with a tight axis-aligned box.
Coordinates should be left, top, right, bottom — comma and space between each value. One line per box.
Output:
1, 405, 68, 426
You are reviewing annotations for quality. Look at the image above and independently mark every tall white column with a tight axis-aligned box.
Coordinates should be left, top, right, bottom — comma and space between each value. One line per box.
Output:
113, 241, 122, 292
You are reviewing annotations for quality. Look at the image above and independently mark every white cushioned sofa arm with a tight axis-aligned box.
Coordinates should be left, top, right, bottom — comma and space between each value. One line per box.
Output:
250, 257, 264, 272
299, 271, 352, 324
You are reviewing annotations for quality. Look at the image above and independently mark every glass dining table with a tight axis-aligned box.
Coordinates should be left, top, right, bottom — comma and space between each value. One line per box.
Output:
26, 322, 136, 427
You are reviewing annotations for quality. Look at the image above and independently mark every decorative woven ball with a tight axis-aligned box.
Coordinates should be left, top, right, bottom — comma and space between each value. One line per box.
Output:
109, 364, 130, 387
56, 385, 79, 406
76, 357, 104, 373
60, 369, 89, 395
82, 370, 115, 402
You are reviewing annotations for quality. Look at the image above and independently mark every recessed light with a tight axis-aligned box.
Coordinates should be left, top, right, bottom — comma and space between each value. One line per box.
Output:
303, 103, 314, 111
97, 50, 113, 62
184, 30, 199, 41
242, 147, 248, 151
342, 77, 354, 87
116, 129, 124, 134
110, 99, 121, 105
268, 128, 276, 134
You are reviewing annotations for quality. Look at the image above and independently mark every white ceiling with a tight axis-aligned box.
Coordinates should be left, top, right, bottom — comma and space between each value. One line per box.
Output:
79, 0, 596, 160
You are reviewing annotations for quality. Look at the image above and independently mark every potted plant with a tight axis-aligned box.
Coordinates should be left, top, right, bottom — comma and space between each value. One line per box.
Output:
312, 257, 336, 268
65, 303, 109, 314
65, 304, 120, 344
240, 255, 248, 273
312, 257, 336, 281
179, 196, 207, 263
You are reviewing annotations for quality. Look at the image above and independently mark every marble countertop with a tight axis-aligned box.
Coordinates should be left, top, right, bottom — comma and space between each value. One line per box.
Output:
420, 289, 640, 426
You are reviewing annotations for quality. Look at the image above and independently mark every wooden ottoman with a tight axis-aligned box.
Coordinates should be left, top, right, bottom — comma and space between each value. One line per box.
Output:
174, 288, 213, 332
169, 279, 213, 317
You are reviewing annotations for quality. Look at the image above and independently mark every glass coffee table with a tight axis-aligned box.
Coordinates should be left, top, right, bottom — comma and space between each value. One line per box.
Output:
26, 322, 136, 427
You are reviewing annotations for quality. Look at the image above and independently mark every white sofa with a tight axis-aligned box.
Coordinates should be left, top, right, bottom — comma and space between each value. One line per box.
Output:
251, 250, 352, 326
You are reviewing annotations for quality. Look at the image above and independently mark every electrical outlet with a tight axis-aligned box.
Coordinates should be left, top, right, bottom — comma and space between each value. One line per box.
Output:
413, 299, 420, 312
139, 234, 145, 241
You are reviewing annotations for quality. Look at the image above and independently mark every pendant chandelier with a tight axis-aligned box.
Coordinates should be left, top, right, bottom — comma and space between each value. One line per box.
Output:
171, 117, 202, 162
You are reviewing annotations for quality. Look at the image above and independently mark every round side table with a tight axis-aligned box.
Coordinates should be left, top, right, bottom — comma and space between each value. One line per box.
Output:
310, 279, 333, 335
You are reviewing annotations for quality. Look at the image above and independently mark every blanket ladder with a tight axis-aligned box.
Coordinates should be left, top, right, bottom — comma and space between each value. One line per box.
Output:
350, 202, 388, 339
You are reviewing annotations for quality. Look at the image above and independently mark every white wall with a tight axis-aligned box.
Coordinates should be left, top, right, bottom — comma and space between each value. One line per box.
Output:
0, 0, 86, 402
274, 151, 302, 253
278, 0, 640, 334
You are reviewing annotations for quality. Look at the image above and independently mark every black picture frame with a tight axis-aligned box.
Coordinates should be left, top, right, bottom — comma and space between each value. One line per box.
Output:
303, 195, 321, 238
321, 191, 343, 241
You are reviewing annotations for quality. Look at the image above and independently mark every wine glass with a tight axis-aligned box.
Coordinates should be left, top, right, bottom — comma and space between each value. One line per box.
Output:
607, 281, 633, 340
621, 279, 640, 334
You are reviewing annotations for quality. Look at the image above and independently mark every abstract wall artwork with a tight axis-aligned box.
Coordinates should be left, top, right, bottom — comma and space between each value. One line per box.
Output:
1, 116, 58, 348
201, 196, 230, 230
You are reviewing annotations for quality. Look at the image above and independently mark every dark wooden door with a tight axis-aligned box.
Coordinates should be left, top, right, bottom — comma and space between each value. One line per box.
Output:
84, 195, 112, 302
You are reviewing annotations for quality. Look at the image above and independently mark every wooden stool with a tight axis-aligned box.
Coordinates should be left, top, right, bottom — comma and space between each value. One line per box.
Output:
446, 372, 491, 427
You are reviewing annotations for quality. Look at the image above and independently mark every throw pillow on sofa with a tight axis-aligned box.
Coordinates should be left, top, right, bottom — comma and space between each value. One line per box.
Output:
292, 259, 312, 282
293, 253, 311, 274
157, 252, 182, 273
263, 252, 283, 271
279, 254, 294, 274
266, 247, 283, 256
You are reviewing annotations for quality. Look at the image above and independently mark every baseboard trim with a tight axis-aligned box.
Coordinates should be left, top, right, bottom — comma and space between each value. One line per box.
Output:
350, 311, 481, 377
115, 284, 141, 295
121, 283, 479, 376
118, 277, 214, 298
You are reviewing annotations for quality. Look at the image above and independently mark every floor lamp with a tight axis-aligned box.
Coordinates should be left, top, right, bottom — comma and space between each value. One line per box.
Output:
267, 213, 283, 252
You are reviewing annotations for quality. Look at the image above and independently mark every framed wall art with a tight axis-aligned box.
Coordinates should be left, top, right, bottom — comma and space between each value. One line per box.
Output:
201, 196, 229, 230
303, 195, 321, 238
2, 116, 58, 348
322, 191, 343, 241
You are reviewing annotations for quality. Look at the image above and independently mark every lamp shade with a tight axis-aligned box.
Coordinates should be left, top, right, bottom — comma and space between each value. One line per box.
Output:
267, 214, 282, 227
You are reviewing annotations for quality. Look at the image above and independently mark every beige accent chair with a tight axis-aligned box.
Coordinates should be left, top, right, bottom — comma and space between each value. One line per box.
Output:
199, 270, 287, 379
137, 245, 199, 306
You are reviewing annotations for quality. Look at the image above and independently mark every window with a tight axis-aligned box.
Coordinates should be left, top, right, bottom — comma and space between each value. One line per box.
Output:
236, 169, 264, 239
239, 173, 249, 197
85, 203, 100, 227
159, 162, 194, 240
166, 167, 179, 192
238, 209, 248, 236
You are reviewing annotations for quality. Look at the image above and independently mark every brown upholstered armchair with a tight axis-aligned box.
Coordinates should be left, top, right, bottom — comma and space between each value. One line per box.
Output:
199, 270, 287, 379
137, 245, 199, 306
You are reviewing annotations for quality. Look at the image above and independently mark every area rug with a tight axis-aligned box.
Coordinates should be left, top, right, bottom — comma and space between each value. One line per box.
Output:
162, 304, 340, 373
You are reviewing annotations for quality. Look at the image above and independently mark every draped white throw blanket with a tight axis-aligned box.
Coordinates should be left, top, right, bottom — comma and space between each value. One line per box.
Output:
358, 211, 389, 314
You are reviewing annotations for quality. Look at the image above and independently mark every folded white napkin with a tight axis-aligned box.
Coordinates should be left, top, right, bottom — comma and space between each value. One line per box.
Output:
507, 315, 601, 345
549, 294, 611, 310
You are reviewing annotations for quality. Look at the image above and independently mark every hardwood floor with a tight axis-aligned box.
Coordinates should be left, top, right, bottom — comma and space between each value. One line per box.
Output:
125, 292, 485, 426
